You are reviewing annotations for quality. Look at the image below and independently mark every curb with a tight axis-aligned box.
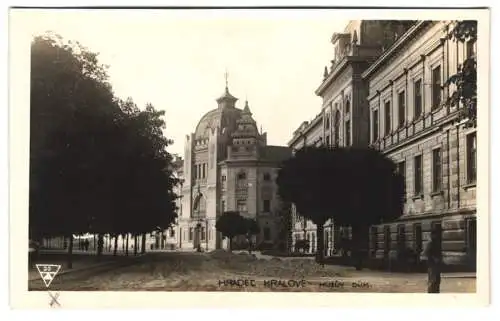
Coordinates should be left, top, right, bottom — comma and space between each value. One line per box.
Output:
442, 274, 476, 279
29, 253, 147, 282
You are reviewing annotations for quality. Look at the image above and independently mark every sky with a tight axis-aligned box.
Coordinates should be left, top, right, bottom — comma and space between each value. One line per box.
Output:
22, 9, 349, 156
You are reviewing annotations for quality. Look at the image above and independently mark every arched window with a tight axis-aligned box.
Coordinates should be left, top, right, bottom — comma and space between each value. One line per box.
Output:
334, 110, 341, 146
325, 114, 330, 129
345, 99, 351, 115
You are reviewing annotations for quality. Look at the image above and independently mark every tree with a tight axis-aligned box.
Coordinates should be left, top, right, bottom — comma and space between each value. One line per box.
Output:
244, 218, 259, 254
215, 211, 247, 252
445, 20, 477, 128
30, 33, 119, 268
277, 146, 405, 266
275, 202, 293, 253
29, 33, 180, 267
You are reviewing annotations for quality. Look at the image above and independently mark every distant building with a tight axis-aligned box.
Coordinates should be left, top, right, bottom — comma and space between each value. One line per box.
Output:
171, 82, 292, 251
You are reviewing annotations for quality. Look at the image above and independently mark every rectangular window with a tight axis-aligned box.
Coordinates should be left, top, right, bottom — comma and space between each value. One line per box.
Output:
325, 135, 330, 146
372, 109, 379, 142
345, 120, 351, 146
432, 65, 442, 110
432, 148, 442, 192
200, 227, 206, 241
397, 225, 406, 249
237, 200, 247, 213
414, 79, 423, 118
398, 91, 406, 127
384, 101, 391, 136
383, 226, 391, 254
431, 221, 443, 246
397, 161, 406, 199
202, 164, 206, 178
413, 224, 423, 253
466, 40, 476, 58
370, 226, 378, 255
189, 228, 193, 241
263, 228, 271, 241
221, 200, 225, 213
467, 132, 477, 183
414, 155, 423, 195
466, 218, 477, 253
263, 200, 271, 212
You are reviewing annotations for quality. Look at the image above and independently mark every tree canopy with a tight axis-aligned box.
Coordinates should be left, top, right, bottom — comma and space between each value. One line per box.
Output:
29, 33, 180, 264
445, 20, 477, 128
215, 211, 248, 251
276, 146, 405, 264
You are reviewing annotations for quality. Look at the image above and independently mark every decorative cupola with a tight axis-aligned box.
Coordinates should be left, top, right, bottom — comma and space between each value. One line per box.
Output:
232, 99, 259, 140
216, 72, 238, 109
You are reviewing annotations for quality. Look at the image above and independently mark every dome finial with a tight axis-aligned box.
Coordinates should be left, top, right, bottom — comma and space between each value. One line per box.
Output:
224, 69, 229, 92
244, 98, 251, 113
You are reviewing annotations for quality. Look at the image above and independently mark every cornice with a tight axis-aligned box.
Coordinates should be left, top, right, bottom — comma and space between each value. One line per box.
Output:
362, 21, 434, 80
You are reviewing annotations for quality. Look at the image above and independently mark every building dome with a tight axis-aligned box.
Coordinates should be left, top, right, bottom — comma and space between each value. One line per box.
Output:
194, 84, 244, 139
194, 107, 242, 139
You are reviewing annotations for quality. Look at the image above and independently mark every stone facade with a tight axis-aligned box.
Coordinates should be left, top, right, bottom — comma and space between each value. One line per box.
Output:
172, 85, 292, 252
288, 20, 414, 256
363, 21, 477, 266
288, 20, 476, 266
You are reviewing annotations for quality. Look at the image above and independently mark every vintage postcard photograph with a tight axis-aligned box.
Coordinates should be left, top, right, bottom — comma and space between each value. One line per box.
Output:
8, 7, 490, 309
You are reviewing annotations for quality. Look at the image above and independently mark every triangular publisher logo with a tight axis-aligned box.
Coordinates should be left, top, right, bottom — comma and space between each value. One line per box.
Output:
35, 264, 61, 288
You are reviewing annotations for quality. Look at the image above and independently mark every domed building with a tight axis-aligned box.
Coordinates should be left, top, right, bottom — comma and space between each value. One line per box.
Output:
173, 82, 292, 251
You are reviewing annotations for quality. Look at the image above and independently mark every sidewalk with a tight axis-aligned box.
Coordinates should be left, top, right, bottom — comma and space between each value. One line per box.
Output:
29, 250, 145, 281
233, 251, 476, 279
29, 258, 115, 282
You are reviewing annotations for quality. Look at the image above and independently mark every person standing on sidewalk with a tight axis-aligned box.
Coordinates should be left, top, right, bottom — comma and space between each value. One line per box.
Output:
423, 227, 442, 293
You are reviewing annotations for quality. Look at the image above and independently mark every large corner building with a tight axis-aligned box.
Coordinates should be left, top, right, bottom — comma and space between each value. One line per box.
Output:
289, 20, 477, 266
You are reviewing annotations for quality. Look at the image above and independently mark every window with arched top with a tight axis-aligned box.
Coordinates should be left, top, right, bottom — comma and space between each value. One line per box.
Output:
345, 99, 351, 115
325, 115, 330, 129
334, 110, 341, 146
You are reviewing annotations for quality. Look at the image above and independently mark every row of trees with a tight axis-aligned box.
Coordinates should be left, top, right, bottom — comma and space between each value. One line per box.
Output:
29, 33, 180, 267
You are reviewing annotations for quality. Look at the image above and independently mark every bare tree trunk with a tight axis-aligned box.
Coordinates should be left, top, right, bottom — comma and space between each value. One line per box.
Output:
134, 235, 138, 256
352, 224, 369, 271
316, 224, 325, 264
97, 234, 104, 257
228, 236, 233, 252
113, 235, 118, 256
247, 234, 252, 254
141, 233, 146, 254
67, 234, 74, 269
125, 234, 129, 256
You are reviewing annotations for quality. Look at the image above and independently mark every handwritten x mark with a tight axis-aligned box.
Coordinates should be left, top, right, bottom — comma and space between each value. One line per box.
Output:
48, 291, 60, 307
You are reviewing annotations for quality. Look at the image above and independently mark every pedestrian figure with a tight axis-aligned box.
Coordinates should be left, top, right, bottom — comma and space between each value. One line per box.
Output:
424, 227, 442, 293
